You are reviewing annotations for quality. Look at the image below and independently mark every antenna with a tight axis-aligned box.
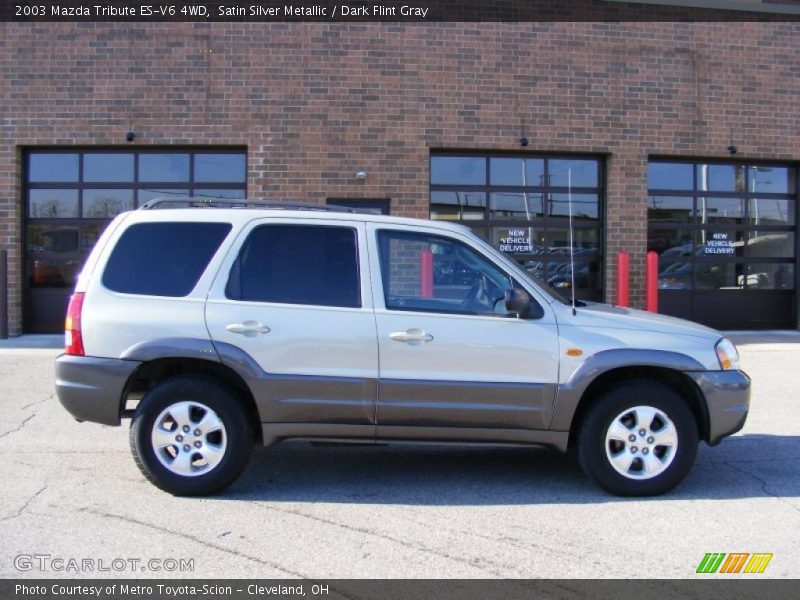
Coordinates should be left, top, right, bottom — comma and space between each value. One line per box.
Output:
568, 168, 577, 316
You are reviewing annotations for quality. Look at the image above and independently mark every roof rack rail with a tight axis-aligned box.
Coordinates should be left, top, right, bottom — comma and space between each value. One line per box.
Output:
138, 196, 360, 213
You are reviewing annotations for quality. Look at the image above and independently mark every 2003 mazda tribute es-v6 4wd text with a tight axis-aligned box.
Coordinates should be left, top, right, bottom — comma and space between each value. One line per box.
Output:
55, 199, 750, 496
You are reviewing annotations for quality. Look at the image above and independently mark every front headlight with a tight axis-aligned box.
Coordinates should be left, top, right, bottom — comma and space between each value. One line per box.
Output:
715, 337, 740, 370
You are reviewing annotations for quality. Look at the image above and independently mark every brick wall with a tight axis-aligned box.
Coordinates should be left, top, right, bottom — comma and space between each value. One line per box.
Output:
1, 21, 799, 334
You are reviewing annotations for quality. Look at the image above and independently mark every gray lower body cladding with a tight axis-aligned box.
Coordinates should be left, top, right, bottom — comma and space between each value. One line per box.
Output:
55, 354, 141, 426
686, 370, 750, 445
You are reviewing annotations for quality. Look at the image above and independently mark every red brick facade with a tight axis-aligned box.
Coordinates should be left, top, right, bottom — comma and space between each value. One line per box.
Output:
1, 21, 799, 335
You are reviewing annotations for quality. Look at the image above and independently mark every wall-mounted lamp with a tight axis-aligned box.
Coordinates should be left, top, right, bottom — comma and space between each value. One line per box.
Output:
355, 171, 367, 181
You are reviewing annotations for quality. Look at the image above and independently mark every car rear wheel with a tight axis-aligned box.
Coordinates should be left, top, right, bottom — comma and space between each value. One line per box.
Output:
577, 380, 698, 496
130, 376, 253, 496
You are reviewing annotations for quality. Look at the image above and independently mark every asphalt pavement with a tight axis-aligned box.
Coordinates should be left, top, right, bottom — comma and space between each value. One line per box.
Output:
1, 332, 798, 578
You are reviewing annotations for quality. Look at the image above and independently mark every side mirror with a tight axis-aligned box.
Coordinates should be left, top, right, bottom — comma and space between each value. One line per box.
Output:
505, 287, 533, 319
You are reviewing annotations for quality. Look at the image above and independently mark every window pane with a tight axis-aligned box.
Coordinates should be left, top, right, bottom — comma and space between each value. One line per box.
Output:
749, 198, 794, 225
648, 162, 693, 190
28, 224, 80, 254
430, 191, 486, 221
226, 225, 360, 308
28, 189, 79, 218
81, 223, 108, 252
695, 263, 745, 290
431, 157, 485, 185
194, 154, 247, 183
378, 230, 511, 316
747, 231, 795, 258
746, 264, 794, 290
83, 153, 134, 182
697, 230, 744, 258
492, 226, 545, 256
27, 258, 81, 289
490, 158, 545, 186
548, 193, 599, 219
490, 192, 544, 220
696, 164, 744, 192
139, 154, 190, 182
28, 154, 78, 182
193, 189, 246, 199
647, 228, 693, 257
749, 166, 795, 194
103, 222, 231, 297
697, 197, 744, 225
547, 228, 600, 253
648, 195, 693, 224
548, 159, 598, 188
82, 189, 134, 218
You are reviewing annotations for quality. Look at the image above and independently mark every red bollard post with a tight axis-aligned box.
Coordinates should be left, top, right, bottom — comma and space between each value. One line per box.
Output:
616, 251, 630, 308
646, 251, 659, 313
420, 249, 434, 298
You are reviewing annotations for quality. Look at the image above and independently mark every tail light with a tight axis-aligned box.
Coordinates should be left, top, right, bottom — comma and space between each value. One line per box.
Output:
65, 292, 85, 356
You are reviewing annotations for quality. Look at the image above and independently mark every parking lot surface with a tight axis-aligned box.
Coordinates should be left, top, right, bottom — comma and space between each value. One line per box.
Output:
1, 333, 799, 578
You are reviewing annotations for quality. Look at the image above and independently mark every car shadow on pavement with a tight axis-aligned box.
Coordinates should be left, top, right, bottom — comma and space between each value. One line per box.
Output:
223, 433, 800, 504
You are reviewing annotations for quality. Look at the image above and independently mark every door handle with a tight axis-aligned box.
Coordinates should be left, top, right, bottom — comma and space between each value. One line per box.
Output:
226, 320, 271, 337
390, 328, 434, 344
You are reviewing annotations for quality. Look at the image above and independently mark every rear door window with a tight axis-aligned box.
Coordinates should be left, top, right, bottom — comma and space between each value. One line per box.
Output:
102, 222, 231, 296
225, 224, 361, 308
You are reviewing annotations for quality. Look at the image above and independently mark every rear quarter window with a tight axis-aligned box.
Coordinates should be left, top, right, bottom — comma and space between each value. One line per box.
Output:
102, 222, 231, 297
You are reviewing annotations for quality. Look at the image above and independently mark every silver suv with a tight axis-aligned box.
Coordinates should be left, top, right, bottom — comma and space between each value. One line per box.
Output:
56, 199, 750, 496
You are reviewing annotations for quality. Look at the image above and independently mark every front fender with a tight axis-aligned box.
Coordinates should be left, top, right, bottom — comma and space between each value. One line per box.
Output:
550, 348, 705, 431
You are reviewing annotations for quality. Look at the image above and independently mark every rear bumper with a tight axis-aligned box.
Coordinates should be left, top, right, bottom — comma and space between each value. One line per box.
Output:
55, 354, 141, 426
687, 370, 750, 445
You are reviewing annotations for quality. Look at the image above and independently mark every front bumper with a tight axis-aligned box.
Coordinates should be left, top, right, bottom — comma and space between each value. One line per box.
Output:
687, 370, 750, 445
55, 354, 141, 426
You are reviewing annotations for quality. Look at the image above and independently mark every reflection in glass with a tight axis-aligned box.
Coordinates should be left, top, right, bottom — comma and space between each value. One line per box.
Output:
194, 154, 247, 183
648, 162, 693, 190
749, 198, 794, 225
490, 192, 543, 220
28, 189, 79, 218
697, 230, 744, 258
27, 258, 81, 288
658, 262, 693, 290
545, 261, 603, 294
749, 166, 794, 194
746, 264, 794, 290
81, 224, 107, 251
430, 157, 485, 185
694, 263, 744, 290
548, 193, 599, 219
430, 191, 486, 221
648, 229, 693, 257
697, 197, 744, 225
82, 189, 134, 218
747, 231, 795, 258
548, 159, 598, 188
139, 154, 190, 182
547, 229, 600, 253
648, 195, 693, 223
83, 154, 134, 182
490, 158, 545, 186
696, 164, 744, 192
28, 224, 80, 254
28, 154, 79, 182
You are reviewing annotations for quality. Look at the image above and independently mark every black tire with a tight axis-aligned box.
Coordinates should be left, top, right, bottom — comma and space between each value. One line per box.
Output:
129, 376, 254, 496
577, 380, 698, 497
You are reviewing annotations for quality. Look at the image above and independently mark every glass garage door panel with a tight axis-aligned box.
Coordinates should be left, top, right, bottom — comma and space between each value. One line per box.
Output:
24, 149, 247, 333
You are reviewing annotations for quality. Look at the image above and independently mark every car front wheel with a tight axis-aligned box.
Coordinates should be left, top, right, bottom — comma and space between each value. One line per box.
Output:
577, 380, 699, 496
